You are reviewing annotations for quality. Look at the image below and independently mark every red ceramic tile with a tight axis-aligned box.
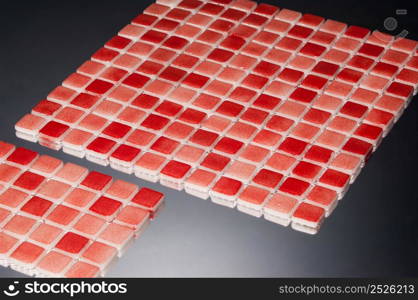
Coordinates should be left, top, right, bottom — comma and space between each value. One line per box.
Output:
276, 9, 301, 23
266, 115, 294, 133
264, 48, 292, 65
201, 152, 230, 172
190, 129, 219, 147
301, 75, 328, 90
141, 114, 170, 131
161, 160, 191, 179
322, 49, 350, 64
299, 42, 326, 57
289, 87, 317, 104
46, 204, 80, 227
239, 144, 269, 163
292, 161, 322, 180
291, 122, 320, 141
55, 163, 88, 185
29, 223, 62, 246
278, 68, 304, 84
81, 171, 112, 191
342, 137, 373, 159
278, 137, 308, 156
151, 136, 180, 155
63, 188, 97, 208
201, 115, 231, 132
0, 188, 28, 209
386, 81, 414, 99
7, 147, 38, 166
14, 171, 45, 192
279, 177, 310, 197
339, 101, 368, 119
287, 25, 313, 40
111, 144, 141, 163
0, 164, 21, 184
131, 187, 164, 212
253, 169, 283, 189
252, 129, 282, 148
86, 137, 116, 155
305, 145, 334, 164
275, 36, 303, 52
37, 179, 71, 201
212, 176, 242, 196
20, 196, 52, 217
65, 260, 100, 278
89, 196, 122, 218
312, 61, 340, 77
10, 241, 44, 264
276, 101, 306, 119
310, 31, 336, 45
55, 232, 89, 255
47, 86, 76, 103
288, 55, 316, 71
229, 87, 257, 104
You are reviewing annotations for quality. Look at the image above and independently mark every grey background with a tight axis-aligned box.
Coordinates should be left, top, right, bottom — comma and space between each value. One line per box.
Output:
0, 0, 417, 277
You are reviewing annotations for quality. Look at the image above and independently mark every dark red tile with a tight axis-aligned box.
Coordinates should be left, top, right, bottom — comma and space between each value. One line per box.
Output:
86, 79, 114, 94
140, 114, 169, 131
190, 129, 219, 147
81, 171, 112, 191
289, 87, 317, 103
201, 153, 230, 171
122, 73, 150, 89
212, 176, 242, 196
253, 169, 283, 189
7, 147, 37, 165
214, 137, 244, 155
161, 160, 191, 179
342, 137, 373, 158
40, 121, 69, 138
278, 137, 308, 156
14, 171, 45, 191
279, 177, 310, 196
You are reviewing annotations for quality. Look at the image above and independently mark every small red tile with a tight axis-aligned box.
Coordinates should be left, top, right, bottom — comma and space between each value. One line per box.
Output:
201, 152, 230, 172
89, 196, 122, 217
14, 171, 45, 191
7, 147, 38, 166
56, 232, 89, 254
190, 129, 219, 147
161, 160, 191, 179
131, 187, 164, 212
339, 101, 368, 119
212, 176, 242, 196
289, 87, 317, 104
342, 137, 373, 158
151, 137, 180, 155
344, 25, 370, 40
266, 115, 294, 133
278, 137, 308, 156
81, 171, 112, 191
279, 177, 310, 196
111, 144, 141, 163
86, 137, 116, 154
253, 169, 283, 189
141, 114, 170, 131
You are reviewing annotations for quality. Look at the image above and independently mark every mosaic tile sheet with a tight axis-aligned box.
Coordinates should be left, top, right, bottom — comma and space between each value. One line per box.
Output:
15, 0, 418, 234
0, 141, 164, 277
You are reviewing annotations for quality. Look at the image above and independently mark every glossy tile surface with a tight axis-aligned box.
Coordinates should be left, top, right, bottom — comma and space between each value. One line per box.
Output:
15, 0, 417, 234
0, 141, 164, 277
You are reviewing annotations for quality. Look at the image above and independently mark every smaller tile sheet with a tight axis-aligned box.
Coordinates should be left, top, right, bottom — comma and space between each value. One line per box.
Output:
0, 141, 164, 277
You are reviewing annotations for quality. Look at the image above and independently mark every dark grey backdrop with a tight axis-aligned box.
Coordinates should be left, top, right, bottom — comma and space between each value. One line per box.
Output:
0, 0, 417, 277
